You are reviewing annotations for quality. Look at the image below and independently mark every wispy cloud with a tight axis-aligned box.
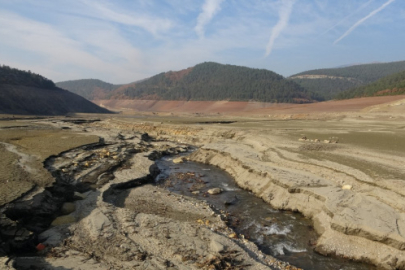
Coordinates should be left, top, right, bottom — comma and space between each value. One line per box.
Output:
265, 0, 296, 57
334, 0, 395, 44
80, 0, 173, 36
195, 0, 225, 39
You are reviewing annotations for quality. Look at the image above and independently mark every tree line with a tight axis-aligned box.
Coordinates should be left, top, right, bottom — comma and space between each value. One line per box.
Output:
0, 65, 55, 89
336, 70, 405, 99
112, 62, 322, 103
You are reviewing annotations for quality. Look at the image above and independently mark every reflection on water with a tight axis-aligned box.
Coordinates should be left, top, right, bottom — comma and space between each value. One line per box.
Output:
156, 156, 374, 270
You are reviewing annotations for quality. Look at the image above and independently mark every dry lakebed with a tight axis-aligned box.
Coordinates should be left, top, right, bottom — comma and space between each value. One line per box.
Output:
0, 107, 405, 269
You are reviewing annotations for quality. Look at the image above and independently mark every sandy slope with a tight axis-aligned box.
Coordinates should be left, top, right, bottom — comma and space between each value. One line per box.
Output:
94, 95, 405, 115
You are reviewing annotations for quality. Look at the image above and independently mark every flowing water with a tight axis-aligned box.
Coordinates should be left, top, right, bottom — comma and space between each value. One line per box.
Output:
155, 155, 375, 270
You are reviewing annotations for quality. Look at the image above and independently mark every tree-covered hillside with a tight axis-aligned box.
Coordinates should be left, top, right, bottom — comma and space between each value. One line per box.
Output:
336, 70, 405, 99
56, 79, 121, 100
289, 61, 405, 99
0, 65, 55, 89
108, 62, 322, 103
0, 66, 111, 115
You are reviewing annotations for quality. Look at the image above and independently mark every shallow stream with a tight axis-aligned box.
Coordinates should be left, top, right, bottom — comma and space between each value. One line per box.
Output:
155, 155, 374, 270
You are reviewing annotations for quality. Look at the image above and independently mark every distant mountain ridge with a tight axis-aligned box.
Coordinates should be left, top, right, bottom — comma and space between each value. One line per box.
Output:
289, 60, 405, 99
59, 62, 321, 103
56, 79, 122, 100
0, 65, 111, 115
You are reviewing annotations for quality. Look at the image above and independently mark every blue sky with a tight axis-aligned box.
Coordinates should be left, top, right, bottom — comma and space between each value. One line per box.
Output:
0, 0, 403, 84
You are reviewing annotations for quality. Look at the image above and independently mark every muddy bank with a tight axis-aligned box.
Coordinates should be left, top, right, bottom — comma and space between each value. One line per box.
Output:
186, 144, 405, 269
156, 156, 374, 270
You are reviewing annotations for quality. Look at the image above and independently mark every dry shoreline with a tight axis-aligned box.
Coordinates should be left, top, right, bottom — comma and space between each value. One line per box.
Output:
1, 99, 405, 269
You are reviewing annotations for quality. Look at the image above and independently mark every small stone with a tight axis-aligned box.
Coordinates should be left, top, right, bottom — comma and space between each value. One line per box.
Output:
228, 233, 237, 239
51, 215, 76, 226
207, 188, 222, 195
173, 157, 185, 164
298, 136, 307, 141
73, 192, 86, 200
192, 191, 200, 195
342, 185, 352, 190
61, 202, 76, 215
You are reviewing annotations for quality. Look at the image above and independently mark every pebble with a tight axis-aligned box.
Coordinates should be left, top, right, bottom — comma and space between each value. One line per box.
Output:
207, 188, 222, 195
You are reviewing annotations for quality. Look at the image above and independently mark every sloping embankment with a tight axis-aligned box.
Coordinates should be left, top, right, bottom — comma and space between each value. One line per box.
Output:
187, 143, 405, 270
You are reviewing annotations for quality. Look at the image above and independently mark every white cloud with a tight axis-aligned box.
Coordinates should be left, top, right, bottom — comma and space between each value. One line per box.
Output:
0, 10, 145, 83
334, 0, 395, 44
265, 0, 296, 57
195, 0, 225, 39
80, 0, 174, 36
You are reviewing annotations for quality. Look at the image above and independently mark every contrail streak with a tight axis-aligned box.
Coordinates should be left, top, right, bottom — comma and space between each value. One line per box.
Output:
265, 0, 295, 57
195, 0, 225, 39
321, 0, 374, 36
334, 0, 395, 44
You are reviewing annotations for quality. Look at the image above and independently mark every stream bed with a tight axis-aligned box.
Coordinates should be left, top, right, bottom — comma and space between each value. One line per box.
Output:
155, 155, 374, 270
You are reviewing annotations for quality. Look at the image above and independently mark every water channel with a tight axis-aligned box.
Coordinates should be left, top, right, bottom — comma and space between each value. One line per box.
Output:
155, 155, 374, 270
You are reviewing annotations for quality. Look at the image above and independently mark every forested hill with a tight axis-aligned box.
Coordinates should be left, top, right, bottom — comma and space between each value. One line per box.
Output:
289, 61, 405, 100
107, 62, 321, 103
0, 65, 111, 115
336, 70, 405, 99
0, 65, 56, 89
56, 79, 121, 100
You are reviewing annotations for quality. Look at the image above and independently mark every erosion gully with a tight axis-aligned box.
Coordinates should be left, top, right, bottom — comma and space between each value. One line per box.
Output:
1, 133, 374, 270
155, 153, 375, 270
